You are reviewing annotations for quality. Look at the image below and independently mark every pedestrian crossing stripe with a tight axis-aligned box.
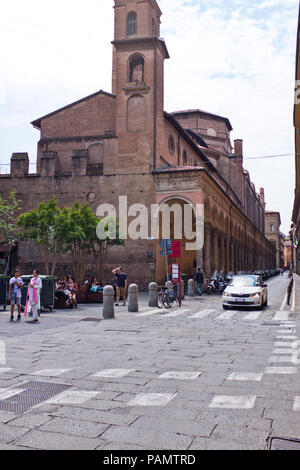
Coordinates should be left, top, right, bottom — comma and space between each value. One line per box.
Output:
132, 308, 293, 322
0, 366, 299, 411
188, 309, 215, 319
158, 309, 190, 318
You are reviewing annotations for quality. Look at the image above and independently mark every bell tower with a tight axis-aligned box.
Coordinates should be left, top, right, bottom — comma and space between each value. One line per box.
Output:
112, 0, 169, 169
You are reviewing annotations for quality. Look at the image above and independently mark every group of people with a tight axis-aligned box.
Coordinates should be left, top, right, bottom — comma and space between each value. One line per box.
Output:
9, 269, 42, 323
83, 268, 127, 305
8, 266, 128, 321
83, 276, 104, 292
55, 276, 78, 308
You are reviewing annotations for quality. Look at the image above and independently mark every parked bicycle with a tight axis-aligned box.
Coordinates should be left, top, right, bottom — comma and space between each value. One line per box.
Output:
156, 286, 179, 309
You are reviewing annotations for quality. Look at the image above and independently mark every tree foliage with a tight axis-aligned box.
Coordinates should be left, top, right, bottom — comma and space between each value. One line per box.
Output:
17, 199, 66, 275
17, 200, 125, 282
0, 191, 21, 274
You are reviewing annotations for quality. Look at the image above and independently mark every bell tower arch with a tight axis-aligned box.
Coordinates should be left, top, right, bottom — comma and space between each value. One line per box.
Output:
112, 0, 169, 169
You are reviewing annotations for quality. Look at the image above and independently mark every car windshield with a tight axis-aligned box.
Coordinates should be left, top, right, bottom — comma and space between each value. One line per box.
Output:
228, 276, 260, 287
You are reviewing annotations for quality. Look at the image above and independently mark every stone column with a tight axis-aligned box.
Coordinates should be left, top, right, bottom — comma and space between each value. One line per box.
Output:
213, 229, 219, 274
226, 236, 230, 273
231, 239, 235, 273
204, 225, 211, 278
220, 233, 225, 273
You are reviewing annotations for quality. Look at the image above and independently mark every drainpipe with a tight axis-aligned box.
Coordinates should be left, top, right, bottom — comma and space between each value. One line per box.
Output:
229, 205, 232, 271
153, 42, 157, 171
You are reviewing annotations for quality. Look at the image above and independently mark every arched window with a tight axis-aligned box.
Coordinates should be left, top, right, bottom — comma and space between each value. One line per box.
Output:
127, 12, 137, 36
207, 127, 217, 137
129, 55, 144, 83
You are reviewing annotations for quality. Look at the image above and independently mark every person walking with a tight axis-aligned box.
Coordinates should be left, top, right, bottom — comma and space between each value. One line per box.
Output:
25, 270, 42, 323
194, 268, 204, 296
112, 267, 127, 306
9, 269, 24, 322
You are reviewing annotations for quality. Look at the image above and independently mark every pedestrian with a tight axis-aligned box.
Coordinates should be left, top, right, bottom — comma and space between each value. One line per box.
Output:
112, 266, 127, 306
9, 269, 24, 322
194, 268, 204, 296
25, 269, 42, 323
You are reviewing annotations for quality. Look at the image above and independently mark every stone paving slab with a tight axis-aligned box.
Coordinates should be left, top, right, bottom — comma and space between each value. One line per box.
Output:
189, 437, 261, 450
100, 425, 193, 450
211, 423, 269, 447
7, 413, 52, 429
271, 419, 300, 437
130, 415, 216, 438
0, 423, 29, 444
50, 406, 139, 426
15, 429, 105, 450
39, 417, 109, 438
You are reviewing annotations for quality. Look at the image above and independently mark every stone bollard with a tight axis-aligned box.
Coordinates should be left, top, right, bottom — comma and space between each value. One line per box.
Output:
188, 279, 195, 297
128, 284, 139, 313
148, 282, 158, 307
103, 285, 115, 319
181, 279, 185, 300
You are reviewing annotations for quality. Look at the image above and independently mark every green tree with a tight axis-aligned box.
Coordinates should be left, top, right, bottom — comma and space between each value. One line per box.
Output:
17, 199, 66, 275
62, 203, 100, 284
0, 191, 21, 274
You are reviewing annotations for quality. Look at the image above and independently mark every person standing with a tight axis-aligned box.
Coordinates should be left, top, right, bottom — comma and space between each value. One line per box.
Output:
112, 267, 127, 306
194, 268, 204, 296
9, 269, 24, 322
25, 270, 42, 323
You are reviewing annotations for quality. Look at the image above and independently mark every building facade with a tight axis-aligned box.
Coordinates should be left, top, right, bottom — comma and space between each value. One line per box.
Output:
293, 2, 300, 275
265, 211, 285, 269
284, 235, 292, 269
0, 0, 276, 287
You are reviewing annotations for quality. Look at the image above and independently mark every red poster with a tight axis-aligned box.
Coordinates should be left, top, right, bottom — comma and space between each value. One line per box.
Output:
170, 241, 181, 258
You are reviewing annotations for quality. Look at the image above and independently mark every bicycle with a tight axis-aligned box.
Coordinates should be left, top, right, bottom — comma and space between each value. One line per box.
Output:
156, 286, 180, 309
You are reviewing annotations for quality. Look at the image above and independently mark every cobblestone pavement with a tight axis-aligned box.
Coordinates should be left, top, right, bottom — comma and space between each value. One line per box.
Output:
0, 274, 299, 450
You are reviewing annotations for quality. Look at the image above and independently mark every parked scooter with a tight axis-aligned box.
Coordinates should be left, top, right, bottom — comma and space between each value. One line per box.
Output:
206, 271, 225, 294
206, 270, 218, 295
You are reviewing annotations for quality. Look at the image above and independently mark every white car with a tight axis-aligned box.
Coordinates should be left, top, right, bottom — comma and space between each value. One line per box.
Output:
222, 275, 268, 310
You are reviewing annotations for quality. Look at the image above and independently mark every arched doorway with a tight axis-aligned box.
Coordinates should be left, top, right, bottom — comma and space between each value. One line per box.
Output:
155, 197, 197, 284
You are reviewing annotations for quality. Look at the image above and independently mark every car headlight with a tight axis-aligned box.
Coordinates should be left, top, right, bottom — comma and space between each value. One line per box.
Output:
250, 293, 261, 298
223, 292, 230, 297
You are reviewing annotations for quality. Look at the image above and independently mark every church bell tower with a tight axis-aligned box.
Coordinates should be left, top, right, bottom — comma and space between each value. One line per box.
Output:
112, 0, 169, 168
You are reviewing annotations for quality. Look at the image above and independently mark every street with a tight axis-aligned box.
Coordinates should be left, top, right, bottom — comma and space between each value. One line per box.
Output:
0, 273, 299, 450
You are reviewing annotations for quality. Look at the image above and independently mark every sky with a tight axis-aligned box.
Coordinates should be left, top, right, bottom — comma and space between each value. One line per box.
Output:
0, 0, 299, 234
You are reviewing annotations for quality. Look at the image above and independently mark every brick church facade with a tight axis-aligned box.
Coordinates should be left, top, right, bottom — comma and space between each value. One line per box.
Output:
0, 0, 276, 288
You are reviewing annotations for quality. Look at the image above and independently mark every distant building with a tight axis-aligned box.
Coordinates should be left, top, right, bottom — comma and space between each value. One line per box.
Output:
265, 211, 284, 269
284, 235, 292, 269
